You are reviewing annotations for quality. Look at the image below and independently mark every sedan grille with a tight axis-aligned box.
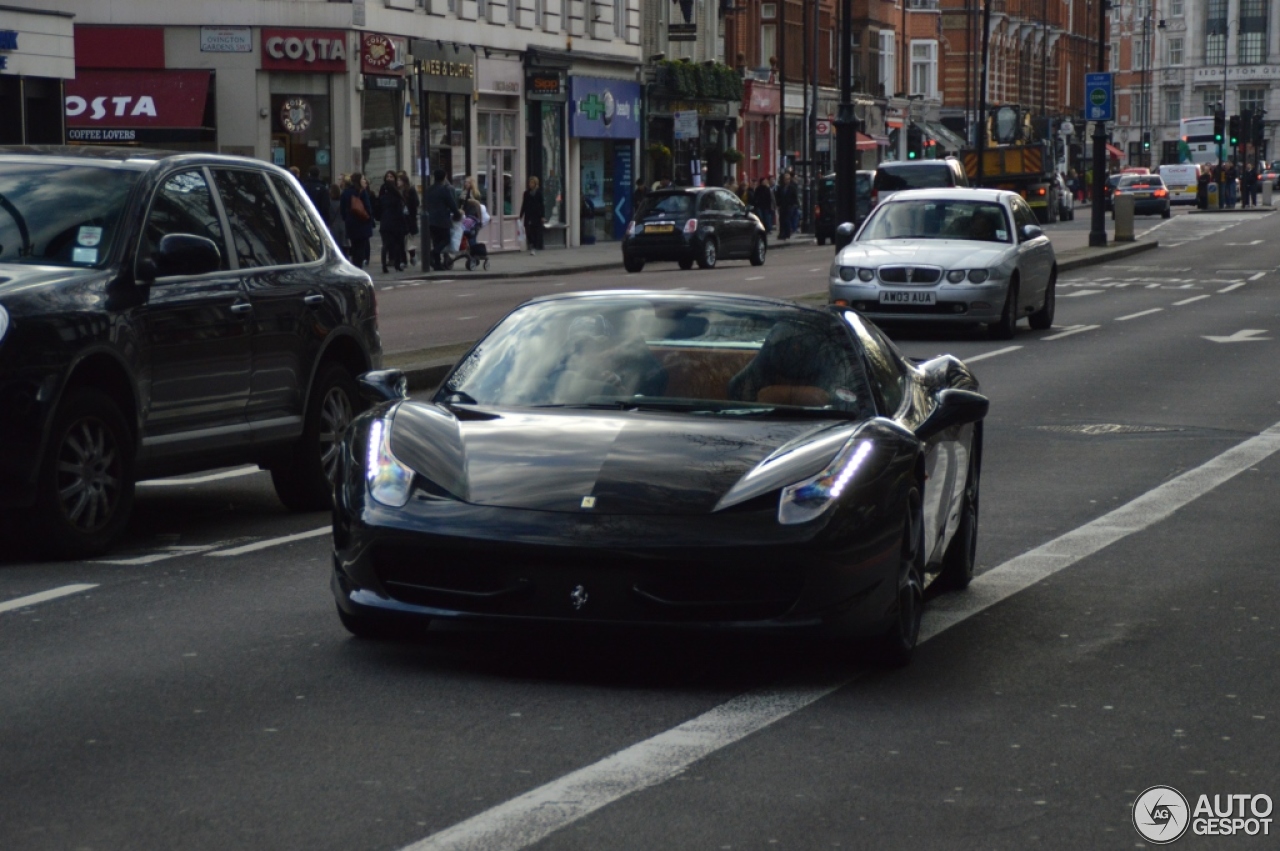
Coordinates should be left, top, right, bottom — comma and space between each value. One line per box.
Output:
877, 266, 942, 284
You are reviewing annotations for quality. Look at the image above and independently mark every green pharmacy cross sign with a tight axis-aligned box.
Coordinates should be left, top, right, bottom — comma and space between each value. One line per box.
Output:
580, 94, 606, 121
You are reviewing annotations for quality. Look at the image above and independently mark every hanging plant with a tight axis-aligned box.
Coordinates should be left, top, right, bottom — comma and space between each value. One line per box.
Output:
647, 142, 673, 162
722, 148, 745, 165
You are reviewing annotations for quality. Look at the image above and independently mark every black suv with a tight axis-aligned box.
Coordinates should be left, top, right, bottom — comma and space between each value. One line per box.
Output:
0, 147, 381, 557
870, 159, 970, 207
622, 187, 767, 272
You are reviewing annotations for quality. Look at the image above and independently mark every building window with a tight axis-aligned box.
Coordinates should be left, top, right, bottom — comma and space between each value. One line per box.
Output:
879, 31, 895, 97
1165, 89, 1182, 122
761, 3, 776, 20
1133, 37, 1148, 71
1167, 37, 1183, 65
1239, 88, 1266, 116
1110, 42, 1119, 71
1205, 33, 1225, 66
614, 0, 626, 40
1239, 33, 1266, 64
1133, 93, 1149, 128
1239, 0, 1268, 63
509, 0, 517, 22
1205, 0, 1227, 65
1200, 89, 1220, 116
910, 41, 937, 99
761, 24, 777, 67
1170, 0, 1183, 14
478, 0, 488, 19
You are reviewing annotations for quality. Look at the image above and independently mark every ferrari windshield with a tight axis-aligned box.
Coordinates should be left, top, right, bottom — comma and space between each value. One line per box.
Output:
0, 163, 139, 267
859, 199, 1012, 244
441, 297, 876, 416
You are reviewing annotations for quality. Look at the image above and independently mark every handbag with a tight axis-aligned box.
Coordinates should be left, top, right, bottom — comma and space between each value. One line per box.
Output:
349, 194, 369, 222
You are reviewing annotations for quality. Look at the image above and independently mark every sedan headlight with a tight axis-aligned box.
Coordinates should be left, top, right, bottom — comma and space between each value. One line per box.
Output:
967, 269, 990, 283
366, 417, 414, 507
778, 439, 884, 525
946, 269, 966, 283
858, 268, 875, 282
0, 304, 8, 343
838, 266, 858, 282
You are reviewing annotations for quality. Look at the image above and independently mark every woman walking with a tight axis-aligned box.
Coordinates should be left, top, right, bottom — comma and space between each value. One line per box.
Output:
340, 172, 374, 268
397, 171, 420, 266
519, 176, 546, 255
375, 170, 409, 272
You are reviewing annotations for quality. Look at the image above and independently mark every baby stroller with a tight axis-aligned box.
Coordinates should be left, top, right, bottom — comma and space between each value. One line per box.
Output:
442, 207, 490, 272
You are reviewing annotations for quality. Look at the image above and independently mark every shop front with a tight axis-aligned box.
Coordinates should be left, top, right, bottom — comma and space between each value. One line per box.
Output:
476, 56, 524, 252
407, 40, 473, 197
359, 32, 407, 178
569, 76, 641, 244
0, 8, 74, 145
262, 28, 347, 181
739, 80, 779, 185
524, 66, 567, 246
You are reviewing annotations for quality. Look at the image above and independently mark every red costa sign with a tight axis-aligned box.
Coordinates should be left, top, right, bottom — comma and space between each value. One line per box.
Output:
261, 29, 347, 72
361, 33, 406, 76
65, 71, 211, 128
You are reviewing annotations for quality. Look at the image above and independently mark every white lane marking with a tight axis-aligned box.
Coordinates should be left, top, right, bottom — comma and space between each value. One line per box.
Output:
964, 346, 1022, 363
1, 584, 98, 614
404, 420, 1280, 851
1116, 308, 1164, 321
1041, 324, 1100, 341
1225, 240, 1264, 246
1249, 272, 1266, 281
745, 276, 766, 281
457, 316, 477, 321
1060, 289, 1103, 298
139, 467, 261, 487
1173, 295, 1211, 306
97, 544, 229, 566
206, 527, 330, 557
1203, 329, 1271, 343
455, 293, 477, 298
1218, 282, 1247, 293
808, 268, 822, 272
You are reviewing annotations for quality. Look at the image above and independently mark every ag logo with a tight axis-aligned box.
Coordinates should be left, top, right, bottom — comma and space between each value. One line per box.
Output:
569, 585, 589, 610
1133, 785, 1190, 844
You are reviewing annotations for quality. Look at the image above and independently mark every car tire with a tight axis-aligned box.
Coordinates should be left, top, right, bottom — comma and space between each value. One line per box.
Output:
678, 258, 694, 270
749, 235, 767, 266
32, 387, 136, 559
938, 429, 981, 592
272, 362, 361, 512
816, 235, 826, 246
872, 489, 925, 668
1029, 268, 1056, 330
988, 280, 1019, 340
696, 238, 718, 269
1162, 208, 1171, 219
623, 254, 645, 273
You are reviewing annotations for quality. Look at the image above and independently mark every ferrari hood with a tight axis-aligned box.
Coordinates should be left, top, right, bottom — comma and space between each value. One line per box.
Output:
388, 403, 855, 514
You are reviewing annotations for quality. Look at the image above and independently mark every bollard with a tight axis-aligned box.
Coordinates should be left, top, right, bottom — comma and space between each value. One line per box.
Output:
1264, 181, 1274, 207
1207, 181, 1219, 208
1114, 194, 1135, 242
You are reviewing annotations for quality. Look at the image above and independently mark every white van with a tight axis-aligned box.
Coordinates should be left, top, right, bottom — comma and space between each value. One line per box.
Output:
1158, 164, 1200, 205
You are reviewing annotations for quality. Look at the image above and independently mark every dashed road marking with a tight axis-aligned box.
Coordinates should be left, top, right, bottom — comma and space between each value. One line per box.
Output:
139, 467, 262, 487
1219, 282, 1248, 293
1173, 295, 1211, 306
1249, 272, 1266, 281
205, 527, 330, 557
745, 276, 765, 281
1, 584, 97, 614
1060, 289, 1103, 298
457, 316, 477, 320
1116, 308, 1164, 321
97, 544, 230, 566
965, 346, 1022, 363
1041, 325, 1100, 341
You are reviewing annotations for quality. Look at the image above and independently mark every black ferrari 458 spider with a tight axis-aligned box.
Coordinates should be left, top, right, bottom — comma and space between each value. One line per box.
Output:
331, 291, 988, 665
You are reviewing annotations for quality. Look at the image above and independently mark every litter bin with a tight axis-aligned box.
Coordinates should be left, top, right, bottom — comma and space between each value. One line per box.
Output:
1114, 194, 1135, 242
1264, 181, 1274, 207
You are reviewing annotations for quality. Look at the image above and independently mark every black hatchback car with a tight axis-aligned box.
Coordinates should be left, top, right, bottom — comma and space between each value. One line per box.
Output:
622, 187, 767, 272
0, 147, 381, 557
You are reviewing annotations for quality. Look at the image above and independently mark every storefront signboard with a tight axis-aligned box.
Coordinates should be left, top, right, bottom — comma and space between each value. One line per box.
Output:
361, 33, 406, 76
0, 30, 16, 72
478, 57, 522, 96
262, 29, 348, 73
613, 146, 634, 239
200, 27, 252, 53
744, 81, 781, 115
65, 70, 211, 129
365, 75, 405, 91
408, 40, 475, 95
526, 71, 565, 101
568, 77, 641, 139
673, 110, 699, 140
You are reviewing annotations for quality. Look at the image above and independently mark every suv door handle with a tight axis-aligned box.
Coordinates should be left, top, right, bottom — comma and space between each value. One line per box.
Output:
303, 294, 325, 307
230, 301, 254, 314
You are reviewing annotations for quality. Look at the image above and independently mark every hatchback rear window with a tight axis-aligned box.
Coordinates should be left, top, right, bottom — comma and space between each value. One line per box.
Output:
873, 165, 954, 192
638, 194, 693, 217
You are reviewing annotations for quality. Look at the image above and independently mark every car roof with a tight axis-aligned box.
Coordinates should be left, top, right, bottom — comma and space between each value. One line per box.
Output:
0, 145, 295, 176
878, 187, 1009, 203
878, 160, 958, 171
648, 187, 719, 196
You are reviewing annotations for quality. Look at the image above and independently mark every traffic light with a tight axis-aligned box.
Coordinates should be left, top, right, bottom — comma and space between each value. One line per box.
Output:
1255, 110, 1267, 146
1142, 131, 1151, 151
1229, 114, 1241, 146
1214, 109, 1225, 143
1241, 110, 1253, 146
906, 124, 924, 160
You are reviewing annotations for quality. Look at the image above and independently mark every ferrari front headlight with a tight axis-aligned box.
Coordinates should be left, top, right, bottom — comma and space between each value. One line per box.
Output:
778, 439, 879, 525
365, 417, 414, 507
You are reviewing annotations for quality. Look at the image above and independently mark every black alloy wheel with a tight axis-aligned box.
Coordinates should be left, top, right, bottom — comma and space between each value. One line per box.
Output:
272, 362, 361, 512
34, 388, 136, 558
749, 235, 767, 266
697, 238, 718, 269
938, 429, 981, 591
678, 258, 694, 270
1029, 268, 1056, 330
874, 490, 925, 668
623, 254, 645, 273
988, 280, 1019, 340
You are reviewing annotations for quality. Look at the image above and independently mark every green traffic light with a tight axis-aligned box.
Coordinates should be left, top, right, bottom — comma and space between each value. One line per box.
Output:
908, 151, 917, 159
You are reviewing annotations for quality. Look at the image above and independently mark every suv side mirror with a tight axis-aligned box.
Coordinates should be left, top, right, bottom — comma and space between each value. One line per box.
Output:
143, 234, 222, 281
834, 222, 857, 251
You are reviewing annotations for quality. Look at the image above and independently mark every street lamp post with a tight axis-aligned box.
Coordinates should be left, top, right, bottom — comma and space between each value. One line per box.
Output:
1088, 0, 1108, 247
835, 0, 857, 225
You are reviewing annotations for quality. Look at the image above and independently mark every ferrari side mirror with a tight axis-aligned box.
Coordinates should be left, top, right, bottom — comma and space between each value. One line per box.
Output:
916, 388, 989, 443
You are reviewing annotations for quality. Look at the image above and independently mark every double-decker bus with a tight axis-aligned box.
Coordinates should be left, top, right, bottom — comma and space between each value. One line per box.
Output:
1179, 117, 1220, 165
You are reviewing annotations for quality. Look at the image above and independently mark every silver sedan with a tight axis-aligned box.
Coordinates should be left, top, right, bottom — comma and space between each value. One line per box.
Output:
828, 188, 1057, 339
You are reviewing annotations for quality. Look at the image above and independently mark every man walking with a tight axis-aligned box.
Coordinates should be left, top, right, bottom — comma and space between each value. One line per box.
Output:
776, 173, 799, 240
424, 168, 460, 271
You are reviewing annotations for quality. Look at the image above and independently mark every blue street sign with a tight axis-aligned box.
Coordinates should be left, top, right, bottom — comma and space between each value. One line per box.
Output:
1085, 72, 1114, 122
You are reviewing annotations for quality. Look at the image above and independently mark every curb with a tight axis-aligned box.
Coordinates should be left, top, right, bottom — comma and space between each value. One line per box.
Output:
1057, 239, 1158, 272
1188, 207, 1275, 214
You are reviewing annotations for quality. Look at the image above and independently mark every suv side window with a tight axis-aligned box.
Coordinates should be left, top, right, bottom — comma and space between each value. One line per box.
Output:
269, 174, 324, 263
213, 169, 297, 269
139, 169, 229, 272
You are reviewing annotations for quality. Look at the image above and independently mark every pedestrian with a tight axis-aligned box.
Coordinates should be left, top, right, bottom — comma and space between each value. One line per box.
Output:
289, 165, 302, 180
1241, 161, 1258, 208
424, 168, 461, 271
301, 166, 333, 233
461, 175, 484, 207
398, 171, 420, 266
751, 176, 776, 234
340, 171, 374, 268
1196, 166, 1210, 210
328, 182, 348, 256
1224, 160, 1238, 207
632, 178, 648, 216
722, 175, 738, 197
519, 176, 546, 255
776, 172, 798, 240
375, 170, 409, 273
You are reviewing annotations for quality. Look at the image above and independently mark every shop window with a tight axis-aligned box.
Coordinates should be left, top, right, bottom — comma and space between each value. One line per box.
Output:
213, 169, 297, 269
362, 89, 401, 178
0, 77, 20, 145
271, 92, 332, 183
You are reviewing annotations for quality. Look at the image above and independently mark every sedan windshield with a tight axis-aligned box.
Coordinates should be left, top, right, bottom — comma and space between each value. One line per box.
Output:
0, 164, 139, 268
859, 199, 1011, 243
442, 298, 876, 417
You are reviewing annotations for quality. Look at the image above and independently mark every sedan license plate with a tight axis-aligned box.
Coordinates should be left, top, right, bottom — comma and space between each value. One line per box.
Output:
879, 290, 936, 305
1133, 192, 1152, 198
647, 224, 674, 233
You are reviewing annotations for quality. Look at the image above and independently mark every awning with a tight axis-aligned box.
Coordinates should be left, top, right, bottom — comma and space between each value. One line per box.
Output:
925, 122, 968, 153
856, 131, 878, 151
886, 118, 903, 129
65, 70, 212, 129
1106, 143, 1124, 159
